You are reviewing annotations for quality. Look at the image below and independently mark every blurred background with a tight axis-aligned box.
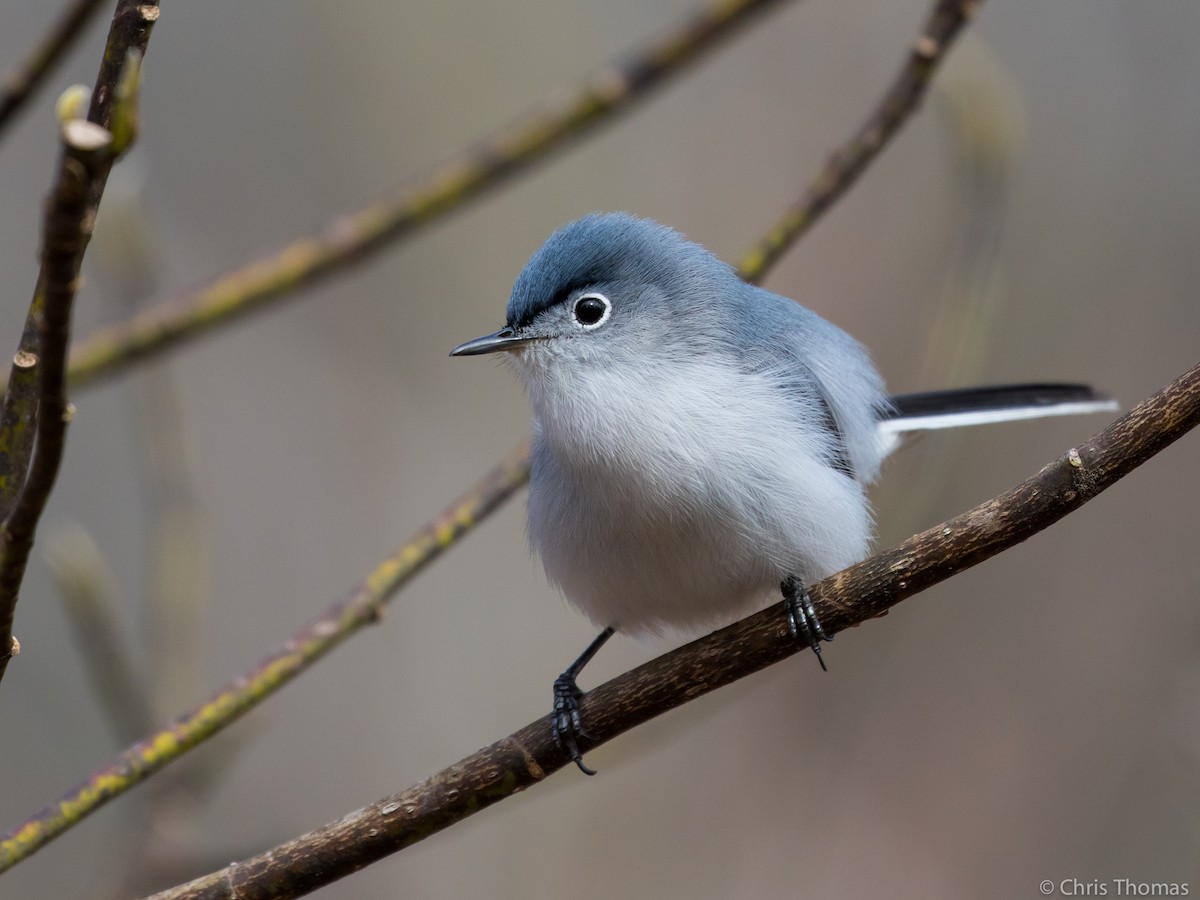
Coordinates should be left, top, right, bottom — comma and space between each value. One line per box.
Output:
1, 0, 1198, 897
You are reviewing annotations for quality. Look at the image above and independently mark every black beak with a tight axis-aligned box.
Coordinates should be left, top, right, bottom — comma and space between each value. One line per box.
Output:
449, 327, 534, 357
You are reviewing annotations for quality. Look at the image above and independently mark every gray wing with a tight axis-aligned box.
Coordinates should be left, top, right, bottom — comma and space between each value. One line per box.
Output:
725, 283, 891, 485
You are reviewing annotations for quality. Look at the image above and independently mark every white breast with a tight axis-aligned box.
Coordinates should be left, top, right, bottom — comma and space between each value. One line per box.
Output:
523, 355, 874, 635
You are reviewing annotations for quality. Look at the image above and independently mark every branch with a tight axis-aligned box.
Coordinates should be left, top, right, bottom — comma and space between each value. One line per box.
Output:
0, 0, 109, 137
737, 0, 980, 280
146, 362, 1200, 900
0, 118, 112, 683
62, 0, 792, 390
0, 0, 158, 683
0, 445, 530, 872
84, 2, 157, 135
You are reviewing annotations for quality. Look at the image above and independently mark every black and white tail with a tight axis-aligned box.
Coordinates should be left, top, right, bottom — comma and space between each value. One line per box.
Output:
876, 383, 1118, 456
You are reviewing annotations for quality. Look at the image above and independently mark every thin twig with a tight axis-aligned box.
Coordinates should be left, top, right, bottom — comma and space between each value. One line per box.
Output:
0, 0, 159, 683
62, 0, 792, 390
0, 445, 531, 872
0, 0, 110, 137
737, 0, 981, 280
0, 119, 112, 683
145, 363, 1200, 900
85, 3, 157, 134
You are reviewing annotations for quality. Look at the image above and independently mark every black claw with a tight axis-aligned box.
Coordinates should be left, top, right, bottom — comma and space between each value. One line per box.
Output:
550, 627, 615, 776
782, 575, 830, 671
552, 673, 597, 775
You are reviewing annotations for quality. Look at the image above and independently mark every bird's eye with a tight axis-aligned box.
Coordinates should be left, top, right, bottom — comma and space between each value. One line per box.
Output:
572, 293, 611, 329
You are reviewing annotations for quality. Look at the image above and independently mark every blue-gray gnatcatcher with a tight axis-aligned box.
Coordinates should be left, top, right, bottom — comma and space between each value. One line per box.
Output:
451, 212, 1115, 774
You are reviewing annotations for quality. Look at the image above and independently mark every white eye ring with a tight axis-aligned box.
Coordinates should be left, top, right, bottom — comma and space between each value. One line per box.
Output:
572, 292, 612, 330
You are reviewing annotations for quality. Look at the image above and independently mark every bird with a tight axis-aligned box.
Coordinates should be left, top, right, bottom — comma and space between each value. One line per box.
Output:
451, 212, 1116, 774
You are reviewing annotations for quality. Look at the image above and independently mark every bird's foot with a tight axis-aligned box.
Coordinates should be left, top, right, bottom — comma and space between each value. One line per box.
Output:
782, 575, 830, 672
552, 672, 596, 775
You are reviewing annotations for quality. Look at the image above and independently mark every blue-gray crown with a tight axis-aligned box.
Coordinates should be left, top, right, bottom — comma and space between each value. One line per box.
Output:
506, 212, 732, 328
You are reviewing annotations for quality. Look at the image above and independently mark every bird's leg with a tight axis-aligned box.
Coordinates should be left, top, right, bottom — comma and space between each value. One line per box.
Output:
552, 626, 615, 775
782, 575, 830, 672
